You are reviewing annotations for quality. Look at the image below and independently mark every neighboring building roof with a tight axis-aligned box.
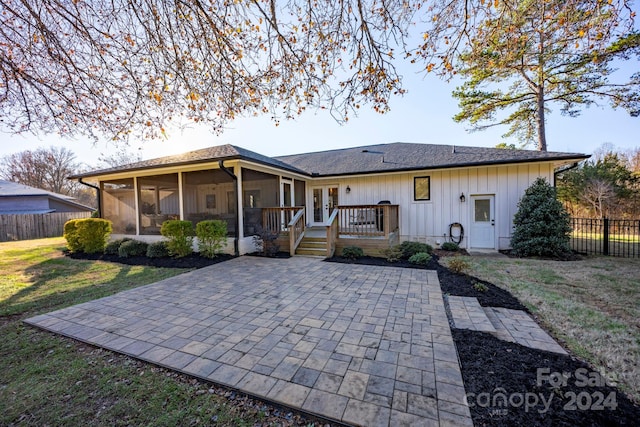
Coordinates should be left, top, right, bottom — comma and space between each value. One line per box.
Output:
70, 142, 589, 180
275, 143, 589, 176
0, 180, 94, 212
69, 144, 308, 179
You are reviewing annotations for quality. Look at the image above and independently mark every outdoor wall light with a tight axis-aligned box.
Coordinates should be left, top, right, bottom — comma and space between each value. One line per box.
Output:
460, 192, 466, 203
346, 185, 351, 194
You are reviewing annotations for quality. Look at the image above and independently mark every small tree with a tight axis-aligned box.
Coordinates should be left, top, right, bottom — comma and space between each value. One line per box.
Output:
511, 178, 572, 258
196, 220, 227, 258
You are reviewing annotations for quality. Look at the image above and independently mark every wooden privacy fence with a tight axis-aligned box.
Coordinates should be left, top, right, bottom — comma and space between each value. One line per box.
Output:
0, 212, 92, 242
570, 217, 640, 258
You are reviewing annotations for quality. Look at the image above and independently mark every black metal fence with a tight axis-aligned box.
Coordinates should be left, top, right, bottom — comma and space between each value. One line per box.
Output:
570, 218, 640, 258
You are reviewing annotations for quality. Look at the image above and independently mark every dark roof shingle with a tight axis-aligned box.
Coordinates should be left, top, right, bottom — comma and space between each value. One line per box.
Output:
71, 142, 588, 179
70, 144, 307, 179
275, 142, 588, 176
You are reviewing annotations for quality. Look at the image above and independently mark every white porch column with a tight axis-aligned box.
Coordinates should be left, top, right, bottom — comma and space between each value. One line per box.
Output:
178, 172, 184, 220
236, 166, 244, 239
133, 176, 140, 235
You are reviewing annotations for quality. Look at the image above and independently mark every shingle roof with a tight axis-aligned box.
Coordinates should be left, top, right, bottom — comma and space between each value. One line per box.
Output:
0, 180, 94, 212
0, 180, 76, 199
69, 144, 307, 179
70, 142, 588, 180
275, 142, 589, 176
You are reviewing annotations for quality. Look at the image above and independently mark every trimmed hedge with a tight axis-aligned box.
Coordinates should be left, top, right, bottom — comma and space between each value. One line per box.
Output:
146, 241, 170, 258
342, 246, 364, 260
408, 252, 432, 265
104, 238, 132, 255
118, 240, 149, 258
398, 241, 433, 258
441, 242, 459, 252
64, 218, 112, 254
196, 220, 227, 258
161, 220, 195, 257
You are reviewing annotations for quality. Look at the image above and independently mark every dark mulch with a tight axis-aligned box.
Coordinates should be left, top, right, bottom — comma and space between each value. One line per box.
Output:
434, 263, 528, 311
66, 251, 235, 269
325, 255, 440, 270
454, 329, 640, 426
246, 251, 292, 259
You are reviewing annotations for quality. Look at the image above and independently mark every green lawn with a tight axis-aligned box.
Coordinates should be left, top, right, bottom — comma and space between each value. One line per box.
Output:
0, 238, 288, 426
441, 254, 640, 403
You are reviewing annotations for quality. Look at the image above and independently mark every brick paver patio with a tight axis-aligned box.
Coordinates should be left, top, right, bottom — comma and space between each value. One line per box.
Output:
25, 257, 472, 426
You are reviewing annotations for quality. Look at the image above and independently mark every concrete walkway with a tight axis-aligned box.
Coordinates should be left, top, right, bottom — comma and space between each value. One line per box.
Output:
25, 257, 472, 427
447, 296, 567, 355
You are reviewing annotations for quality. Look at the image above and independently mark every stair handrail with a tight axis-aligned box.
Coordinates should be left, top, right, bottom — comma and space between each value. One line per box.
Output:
325, 209, 339, 257
288, 208, 305, 255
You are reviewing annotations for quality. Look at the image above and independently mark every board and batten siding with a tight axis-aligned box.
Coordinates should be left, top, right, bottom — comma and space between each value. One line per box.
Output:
312, 162, 554, 249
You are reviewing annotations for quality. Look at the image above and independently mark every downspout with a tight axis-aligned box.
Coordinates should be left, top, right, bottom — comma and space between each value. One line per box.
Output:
218, 160, 239, 256
553, 162, 579, 187
78, 178, 101, 217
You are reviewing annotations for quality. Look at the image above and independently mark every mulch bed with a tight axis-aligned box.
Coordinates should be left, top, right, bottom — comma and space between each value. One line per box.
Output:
66, 251, 235, 269
455, 329, 640, 426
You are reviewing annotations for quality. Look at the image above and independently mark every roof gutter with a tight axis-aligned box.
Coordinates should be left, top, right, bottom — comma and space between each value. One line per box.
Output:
78, 178, 101, 217
218, 160, 239, 257
553, 162, 581, 187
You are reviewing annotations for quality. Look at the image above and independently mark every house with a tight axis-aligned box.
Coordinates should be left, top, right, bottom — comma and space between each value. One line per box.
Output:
69, 143, 588, 256
0, 180, 94, 214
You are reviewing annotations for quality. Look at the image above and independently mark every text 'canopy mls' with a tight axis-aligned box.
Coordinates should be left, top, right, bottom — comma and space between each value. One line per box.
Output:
0, 0, 636, 142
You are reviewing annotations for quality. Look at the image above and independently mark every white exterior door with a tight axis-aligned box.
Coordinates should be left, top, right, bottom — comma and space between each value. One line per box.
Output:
310, 185, 338, 225
470, 195, 495, 248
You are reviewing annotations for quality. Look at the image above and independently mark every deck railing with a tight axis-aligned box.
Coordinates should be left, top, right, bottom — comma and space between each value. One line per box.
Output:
336, 204, 399, 238
262, 206, 304, 234
288, 209, 306, 256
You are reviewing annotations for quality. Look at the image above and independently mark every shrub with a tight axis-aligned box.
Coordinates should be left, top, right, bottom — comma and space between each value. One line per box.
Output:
196, 220, 228, 258
342, 246, 364, 260
118, 240, 148, 258
161, 220, 195, 257
473, 282, 488, 292
104, 238, 132, 255
252, 225, 280, 257
408, 252, 432, 265
381, 246, 403, 263
146, 241, 170, 258
441, 242, 459, 252
63, 220, 82, 252
511, 178, 572, 257
447, 257, 470, 274
64, 218, 112, 254
398, 241, 433, 258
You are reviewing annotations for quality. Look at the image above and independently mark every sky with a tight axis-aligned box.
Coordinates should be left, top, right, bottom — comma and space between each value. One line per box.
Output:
1, 42, 638, 169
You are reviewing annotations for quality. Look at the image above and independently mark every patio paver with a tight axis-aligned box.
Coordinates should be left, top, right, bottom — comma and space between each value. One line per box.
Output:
447, 295, 567, 355
25, 256, 472, 426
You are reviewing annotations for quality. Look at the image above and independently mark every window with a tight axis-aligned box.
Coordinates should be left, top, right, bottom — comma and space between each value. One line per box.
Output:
244, 190, 261, 208
414, 176, 431, 201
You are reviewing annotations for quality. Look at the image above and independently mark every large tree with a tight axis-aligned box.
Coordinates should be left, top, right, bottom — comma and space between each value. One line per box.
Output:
0, 0, 635, 143
451, 0, 639, 151
558, 152, 639, 218
0, 146, 79, 194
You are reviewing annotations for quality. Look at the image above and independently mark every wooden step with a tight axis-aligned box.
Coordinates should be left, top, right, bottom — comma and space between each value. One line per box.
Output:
295, 235, 327, 256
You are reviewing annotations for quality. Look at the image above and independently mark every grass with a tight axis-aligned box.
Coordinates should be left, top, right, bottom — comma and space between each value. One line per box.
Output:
0, 238, 290, 426
441, 254, 640, 403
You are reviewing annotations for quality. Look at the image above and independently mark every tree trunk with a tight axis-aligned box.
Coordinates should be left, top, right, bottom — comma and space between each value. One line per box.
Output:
536, 93, 547, 151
